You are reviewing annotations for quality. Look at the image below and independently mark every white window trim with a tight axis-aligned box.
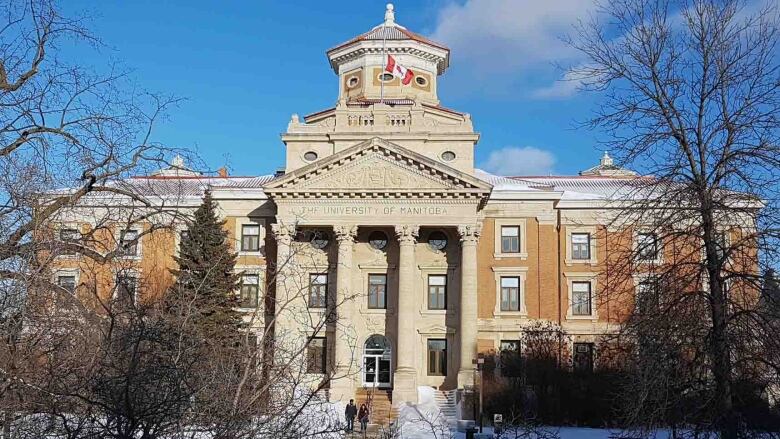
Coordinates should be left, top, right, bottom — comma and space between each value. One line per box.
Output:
56, 223, 82, 260
115, 227, 143, 260
236, 218, 265, 255
565, 226, 598, 266
633, 230, 663, 265
112, 269, 140, 303
494, 218, 528, 260
491, 266, 529, 317
361, 269, 395, 315
235, 265, 265, 312
174, 223, 189, 257
564, 272, 599, 321
53, 269, 80, 294
417, 265, 455, 315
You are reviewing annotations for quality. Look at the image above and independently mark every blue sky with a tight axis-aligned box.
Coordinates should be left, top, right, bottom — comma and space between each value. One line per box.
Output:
62, 0, 607, 177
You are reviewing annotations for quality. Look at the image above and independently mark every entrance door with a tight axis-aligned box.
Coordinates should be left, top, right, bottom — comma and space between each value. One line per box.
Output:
363, 334, 392, 388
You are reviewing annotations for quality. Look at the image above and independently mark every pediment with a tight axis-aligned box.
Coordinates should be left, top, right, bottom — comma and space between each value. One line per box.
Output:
265, 138, 492, 199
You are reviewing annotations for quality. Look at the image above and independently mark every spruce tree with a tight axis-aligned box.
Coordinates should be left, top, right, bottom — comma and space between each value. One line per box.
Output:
168, 190, 243, 340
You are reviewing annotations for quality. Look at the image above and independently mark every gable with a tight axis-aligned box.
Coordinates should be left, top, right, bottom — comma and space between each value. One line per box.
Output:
265, 138, 491, 199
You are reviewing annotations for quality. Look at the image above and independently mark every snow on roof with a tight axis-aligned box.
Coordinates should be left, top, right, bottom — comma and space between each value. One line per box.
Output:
105, 175, 276, 199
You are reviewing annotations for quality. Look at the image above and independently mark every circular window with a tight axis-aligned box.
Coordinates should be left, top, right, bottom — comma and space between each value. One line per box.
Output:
378, 72, 394, 82
428, 231, 448, 251
441, 151, 456, 162
310, 231, 329, 249
303, 151, 318, 162
368, 231, 388, 250
347, 76, 360, 89
415, 76, 428, 86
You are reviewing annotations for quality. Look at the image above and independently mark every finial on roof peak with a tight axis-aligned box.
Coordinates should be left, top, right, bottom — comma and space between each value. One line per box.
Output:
600, 150, 613, 166
385, 3, 395, 25
172, 154, 185, 168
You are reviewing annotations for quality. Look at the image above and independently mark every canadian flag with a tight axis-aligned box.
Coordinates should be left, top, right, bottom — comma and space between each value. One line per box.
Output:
385, 54, 414, 85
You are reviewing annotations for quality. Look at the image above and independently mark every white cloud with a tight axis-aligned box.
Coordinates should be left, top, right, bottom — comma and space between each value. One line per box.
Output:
480, 146, 556, 176
431, 0, 595, 75
531, 66, 592, 99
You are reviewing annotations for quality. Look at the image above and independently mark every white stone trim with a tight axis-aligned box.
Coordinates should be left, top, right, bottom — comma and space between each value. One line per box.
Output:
115, 226, 143, 261
235, 265, 266, 312
564, 226, 598, 266
112, 268, 140, 302
417, 265, 455, 315
563, 272, 599, 321
53, 268, 80, 293
633, 229, 664, 265
491, 266, 529, 317
55, 222, 82, 260
493, 218, 528, 260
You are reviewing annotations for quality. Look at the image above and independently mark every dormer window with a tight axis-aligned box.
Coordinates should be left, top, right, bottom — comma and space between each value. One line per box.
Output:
347, 76, 360, 89
378, 73, 394, 82
303, 151, 318, 162
441, 151, 456, 162
415, 76, 428, 86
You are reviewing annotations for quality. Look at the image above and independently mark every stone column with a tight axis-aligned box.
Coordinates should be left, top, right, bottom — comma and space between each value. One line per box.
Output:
330, 224, 358, 401
457, 223, 481, 388
270, 222, 295, 367
393, 224, 419, 403
271, 222, 295, 303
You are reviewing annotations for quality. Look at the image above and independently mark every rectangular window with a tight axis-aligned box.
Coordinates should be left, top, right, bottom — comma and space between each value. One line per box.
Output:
500, 276, 521, 311
500, 340, 522, 377
368, 274, 387, 309
57, 275, 76, 293
309, 274, 328, 308
116, 273, 138, 304
306, 337, 327, 374
428, 275, 447, 310
501, 226, 520, 253
637, 279, 659, 314
59, 228, 79, 255
118, 230, 139, 257
240, 274, 259, 308
571, 233, 591, 260
427, 339, 447, 376
573, 343, 594, 372
715, 231, 729, 261
241, 225, 260, 252
637, 232, 659, 261
571, 281, 592, 316
179, 230, 190, 251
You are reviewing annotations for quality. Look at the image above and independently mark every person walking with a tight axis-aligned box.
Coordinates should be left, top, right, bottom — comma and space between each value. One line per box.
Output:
345, 399, 358, 432
358, 403, 370, 433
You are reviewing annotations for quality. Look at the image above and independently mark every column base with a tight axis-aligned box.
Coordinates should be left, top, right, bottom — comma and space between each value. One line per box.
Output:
391, 367, 418, 404
457, 368, 475, 388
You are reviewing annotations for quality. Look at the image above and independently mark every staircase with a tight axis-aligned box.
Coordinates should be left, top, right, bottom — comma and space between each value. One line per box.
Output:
355, 387, 398, 427
433, 389, 459, 430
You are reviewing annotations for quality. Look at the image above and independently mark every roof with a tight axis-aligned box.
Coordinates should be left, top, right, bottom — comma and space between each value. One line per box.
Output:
106, 175, 276, 198
512, 176, 653, 200
328, 22, 449, 54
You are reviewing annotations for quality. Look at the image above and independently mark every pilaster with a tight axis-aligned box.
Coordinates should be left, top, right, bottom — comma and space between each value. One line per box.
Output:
457, 223, 481, 388
330, 224, 358, 401
393, 224, 419, 403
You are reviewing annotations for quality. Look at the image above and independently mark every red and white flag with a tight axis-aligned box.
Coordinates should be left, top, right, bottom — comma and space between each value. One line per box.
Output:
385, 54, 414, 85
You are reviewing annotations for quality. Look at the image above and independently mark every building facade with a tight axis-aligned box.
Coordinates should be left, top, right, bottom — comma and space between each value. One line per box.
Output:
52, 5, 691, 407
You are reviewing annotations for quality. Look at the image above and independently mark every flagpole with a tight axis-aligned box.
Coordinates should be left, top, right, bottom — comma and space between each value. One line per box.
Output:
380, 18, 387, 103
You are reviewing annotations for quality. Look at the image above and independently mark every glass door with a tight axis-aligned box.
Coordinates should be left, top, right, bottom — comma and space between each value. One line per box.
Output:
362, 335, 392, 388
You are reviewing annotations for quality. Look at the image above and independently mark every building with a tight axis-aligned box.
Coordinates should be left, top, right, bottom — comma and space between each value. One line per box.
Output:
52, 4, 731, 412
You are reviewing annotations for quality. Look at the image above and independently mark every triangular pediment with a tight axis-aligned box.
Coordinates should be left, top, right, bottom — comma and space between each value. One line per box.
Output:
265, 138, 492, 199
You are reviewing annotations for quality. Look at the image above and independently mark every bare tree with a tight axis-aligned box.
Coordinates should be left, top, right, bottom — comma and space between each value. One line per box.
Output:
568, 0, 780, 437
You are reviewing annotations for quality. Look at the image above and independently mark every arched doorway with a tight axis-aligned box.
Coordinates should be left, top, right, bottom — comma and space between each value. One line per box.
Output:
362, 334, 392, 388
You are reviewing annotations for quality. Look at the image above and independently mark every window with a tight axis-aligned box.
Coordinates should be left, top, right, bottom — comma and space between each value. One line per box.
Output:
59, 228, 79, 255
428, 231, 448, 251
368, 274, 387, 309
500, 277, 521, 311
368, 231, 388, 250
415, 76, 428, 86
715, 231, 729, 261
57, 275, 76, 293
310, 231, 329, 249
501, 226, 520, 253
441, 151, 456, 162
500, 340, 522, 377
571, 233, 591, 260
240, 274, 259, 308
378, 72, 394, 82
346, 76, 360, 89
307, 337, 327, 374
427, 339, 447, 376
241, 225, 260, 252
637, 232, 659, 261
116, 273, 138, 304
309, 274, 328, 308
428, 275, 447, 310
571, 281, 592, 316
304, 151, 318, 161
636, 278, 659, 314
118, 230, 139, 257
573, 343, 594, 372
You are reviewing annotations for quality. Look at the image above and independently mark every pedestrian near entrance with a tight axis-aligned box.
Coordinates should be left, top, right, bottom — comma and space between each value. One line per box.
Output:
345, 399, 358, 432
358, 403, 369, 433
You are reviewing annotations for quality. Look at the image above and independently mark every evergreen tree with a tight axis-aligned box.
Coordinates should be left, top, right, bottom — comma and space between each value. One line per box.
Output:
167, 190, 243, 340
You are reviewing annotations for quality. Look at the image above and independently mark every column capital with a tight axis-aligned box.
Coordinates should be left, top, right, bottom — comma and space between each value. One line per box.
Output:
394, 225, 419, 244
457, 223, 482, 244
333, 224, 358, 243
271, 223, 295, 245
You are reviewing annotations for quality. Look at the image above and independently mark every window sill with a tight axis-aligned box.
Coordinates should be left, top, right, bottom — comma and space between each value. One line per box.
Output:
238, 250, 263, 256
364, 307, 393, 315
566, 314, 599, 322
420, 309, 449, 316
494, 253, 528, 260
564, 259, 598, 266
493, 310, 528, 318
117, 255, 142, 261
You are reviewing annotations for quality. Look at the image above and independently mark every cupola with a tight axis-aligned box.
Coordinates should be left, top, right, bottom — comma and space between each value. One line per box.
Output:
326, 4, 450, 105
